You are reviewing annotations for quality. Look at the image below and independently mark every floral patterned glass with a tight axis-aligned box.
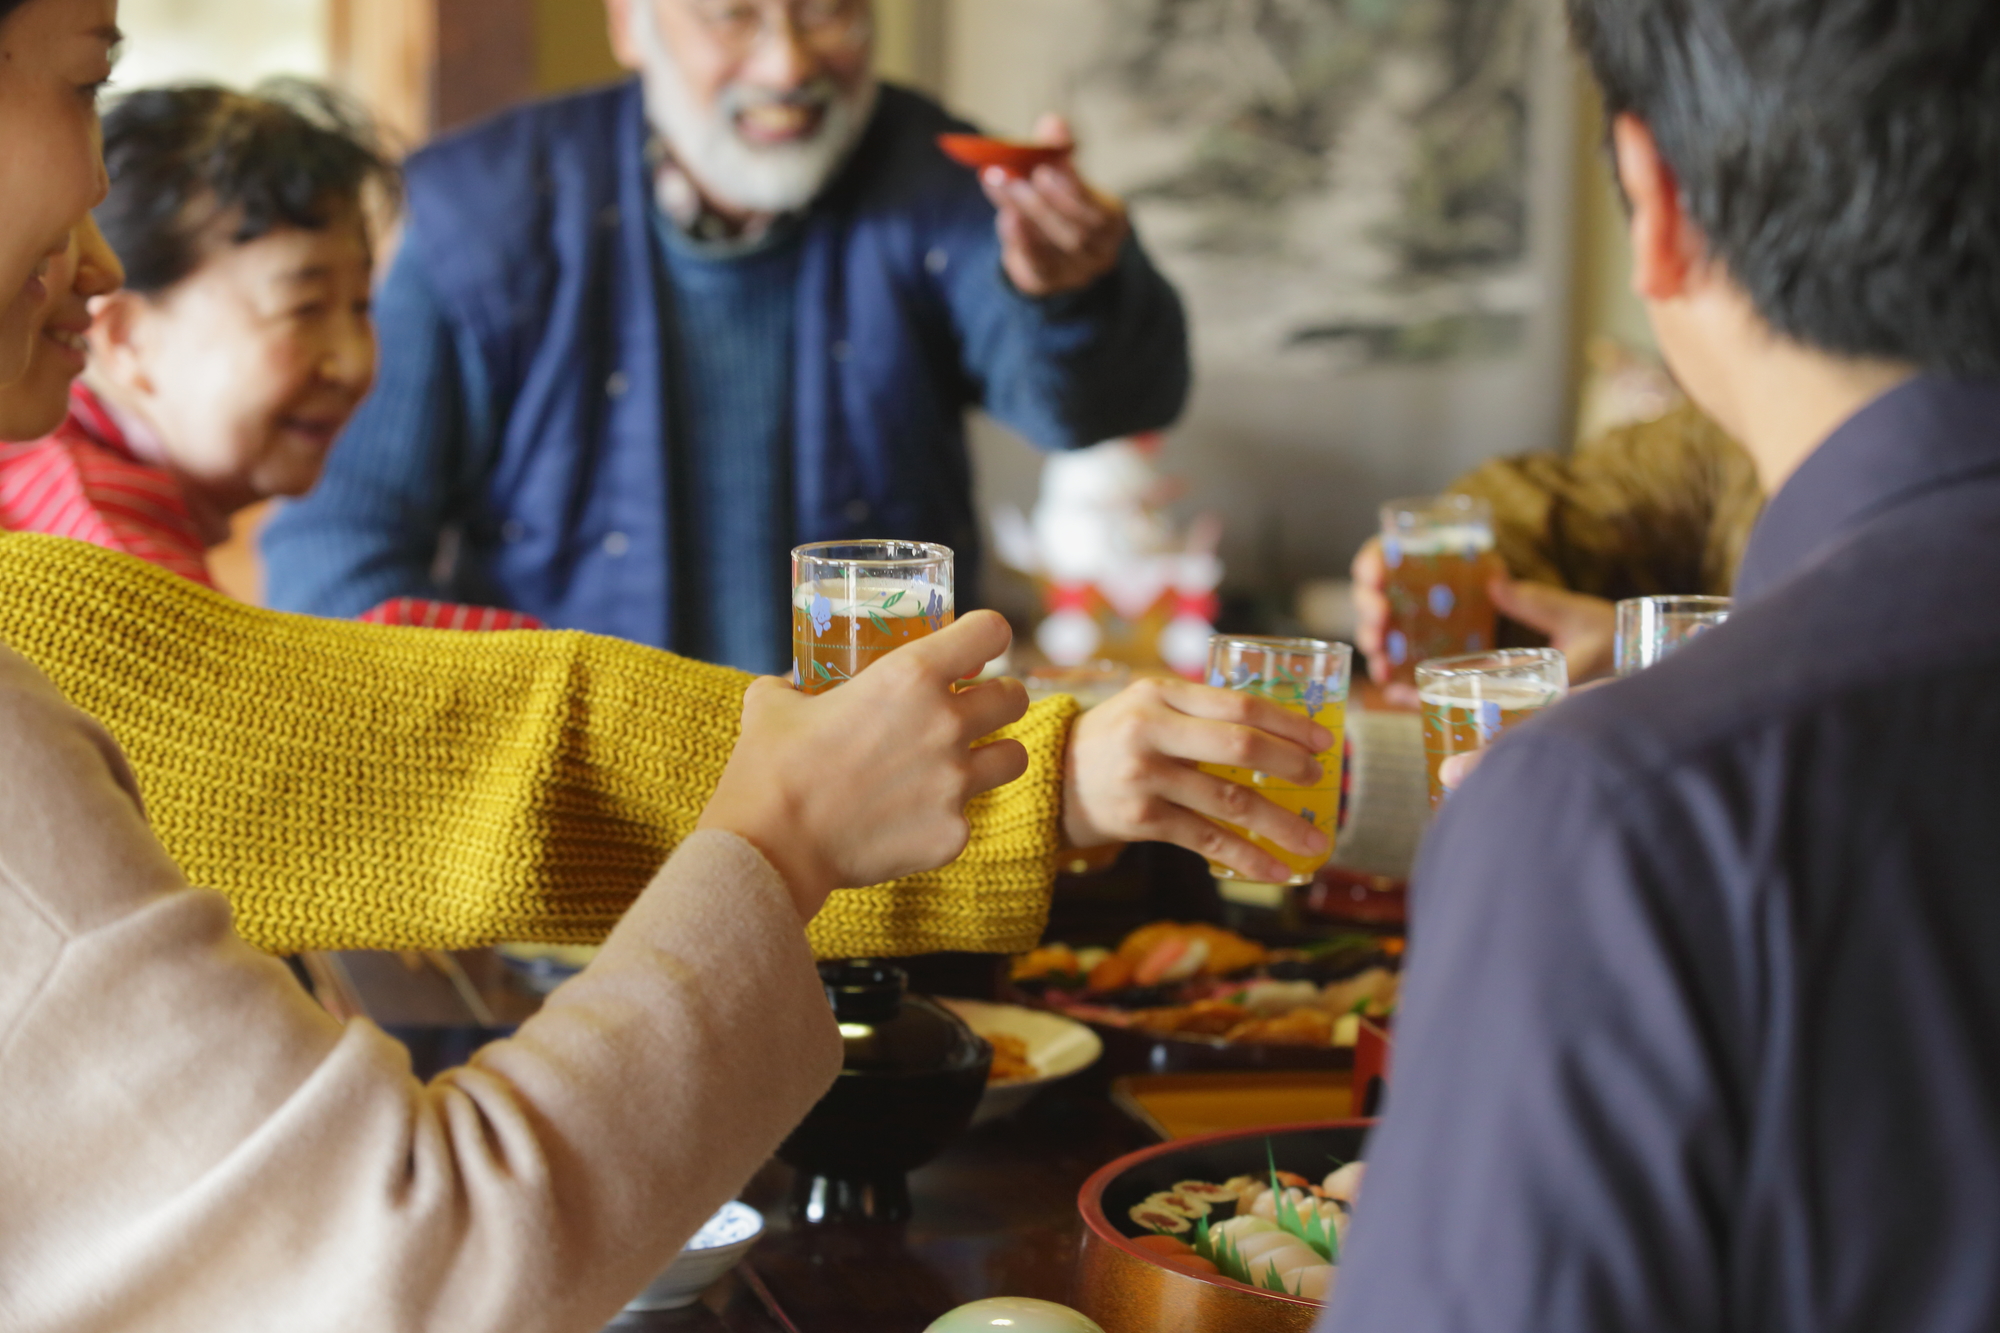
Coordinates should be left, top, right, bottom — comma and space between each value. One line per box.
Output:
1416, 647, 1567, 810
1197, 636, 1352, 886
792, 541, 955, 695
1378, 494, 1502, 689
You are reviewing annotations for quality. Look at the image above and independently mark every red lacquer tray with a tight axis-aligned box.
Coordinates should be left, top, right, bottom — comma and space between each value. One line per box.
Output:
1075, 1119, 1373, 1333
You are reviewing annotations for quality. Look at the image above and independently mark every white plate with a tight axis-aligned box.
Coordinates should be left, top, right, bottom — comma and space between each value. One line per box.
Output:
942, 998, 1104, 1124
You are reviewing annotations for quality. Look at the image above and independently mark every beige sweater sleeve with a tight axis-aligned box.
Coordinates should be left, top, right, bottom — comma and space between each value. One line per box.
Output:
0, 646, 843, 1333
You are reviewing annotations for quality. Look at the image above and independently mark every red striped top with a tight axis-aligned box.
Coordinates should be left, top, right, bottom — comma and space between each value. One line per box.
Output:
356, 598, 542, 632
0, 384, 217, 588
2, 384, 543, 633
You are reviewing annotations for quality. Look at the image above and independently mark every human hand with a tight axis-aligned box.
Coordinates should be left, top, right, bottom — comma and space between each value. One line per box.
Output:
982, 113, 1132, 298
697, 611, 1031, 924
1350, 538, 1419, 706
1063, 678, 1335, 883
1488, 577, 1617, 684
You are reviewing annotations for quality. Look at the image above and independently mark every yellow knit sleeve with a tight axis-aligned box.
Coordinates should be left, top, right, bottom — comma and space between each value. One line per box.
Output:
0, 535, 1075, 957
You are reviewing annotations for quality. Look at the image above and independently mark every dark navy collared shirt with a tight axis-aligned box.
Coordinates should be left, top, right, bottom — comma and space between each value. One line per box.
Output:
1325, 379, 2000, 1333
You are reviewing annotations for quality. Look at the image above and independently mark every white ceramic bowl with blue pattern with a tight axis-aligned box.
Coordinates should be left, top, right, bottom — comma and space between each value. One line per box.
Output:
623, 1200, 765, 1312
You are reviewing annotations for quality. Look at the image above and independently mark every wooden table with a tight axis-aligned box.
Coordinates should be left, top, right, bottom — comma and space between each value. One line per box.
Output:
603, 1079, 1156, 1333
338, 846, 1379, 1332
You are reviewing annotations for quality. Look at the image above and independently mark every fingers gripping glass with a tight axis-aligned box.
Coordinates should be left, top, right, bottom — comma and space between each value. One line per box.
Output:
792, 541, 954, 694
687, 0, 872, 56
1197, 636, 1352, 887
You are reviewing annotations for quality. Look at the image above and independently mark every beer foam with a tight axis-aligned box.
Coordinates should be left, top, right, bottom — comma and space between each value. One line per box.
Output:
795, 577, 953, 618
1418, 678, 1562, 711
1384, 524, 1495, 559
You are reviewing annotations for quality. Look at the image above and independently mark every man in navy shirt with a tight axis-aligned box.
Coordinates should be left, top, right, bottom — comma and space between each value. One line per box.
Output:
263, 0, 1188, 672
1325, 2, 2000, 1330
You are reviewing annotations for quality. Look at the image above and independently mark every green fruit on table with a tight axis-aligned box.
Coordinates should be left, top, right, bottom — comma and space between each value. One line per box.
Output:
925, 1297, 1107, 1333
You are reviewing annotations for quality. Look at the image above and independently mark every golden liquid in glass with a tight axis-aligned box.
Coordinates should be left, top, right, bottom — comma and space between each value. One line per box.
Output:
792, 577, 954, 695
1420, 682, 1559, 809
1382, 528, 1501, 688
1198, 697, 1347, 885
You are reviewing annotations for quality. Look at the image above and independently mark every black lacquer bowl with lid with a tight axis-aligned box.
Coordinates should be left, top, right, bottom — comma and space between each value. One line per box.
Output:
777, 960, 993, 1223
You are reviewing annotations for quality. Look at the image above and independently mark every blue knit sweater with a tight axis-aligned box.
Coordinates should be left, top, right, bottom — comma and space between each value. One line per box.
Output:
655, 217, 799, 674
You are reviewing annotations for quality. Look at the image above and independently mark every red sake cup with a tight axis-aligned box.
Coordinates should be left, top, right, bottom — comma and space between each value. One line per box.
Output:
936, 132, 1075, 178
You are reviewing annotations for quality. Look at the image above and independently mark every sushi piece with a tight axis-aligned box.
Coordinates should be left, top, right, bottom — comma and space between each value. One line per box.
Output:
1171, 1180, 1240, 1207
1236, 1233, 1317, 1268
1323, 1162, 1366, 1203
1296, 1265, 1337, 1302
1143, 1189, 1212, 1218
1129, 1203, 1192, 1234
1161, 1253, 1221, 1277
1212, 1215, 1279, 1244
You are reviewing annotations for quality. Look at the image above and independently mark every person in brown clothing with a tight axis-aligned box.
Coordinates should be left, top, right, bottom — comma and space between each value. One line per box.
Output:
1355, 401, 1765, 696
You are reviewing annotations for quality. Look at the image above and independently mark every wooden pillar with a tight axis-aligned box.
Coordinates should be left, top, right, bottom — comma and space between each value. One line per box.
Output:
328, 0, 538, 150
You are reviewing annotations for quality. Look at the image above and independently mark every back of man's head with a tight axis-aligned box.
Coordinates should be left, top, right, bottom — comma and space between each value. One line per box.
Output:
1570, 0, 2000, 378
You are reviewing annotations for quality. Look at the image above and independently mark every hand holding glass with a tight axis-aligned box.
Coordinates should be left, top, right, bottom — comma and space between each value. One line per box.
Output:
1378, 494, 1502, 687
1197, 636, 1351, 886
1418, 648, 1568, 809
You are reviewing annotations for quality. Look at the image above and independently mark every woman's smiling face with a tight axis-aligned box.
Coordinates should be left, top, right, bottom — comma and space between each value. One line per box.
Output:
0, 0, 118, 386
0, 216, 122, 442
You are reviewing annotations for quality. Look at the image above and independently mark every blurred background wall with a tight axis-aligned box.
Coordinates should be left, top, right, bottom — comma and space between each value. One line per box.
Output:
106, 0, 1652, 609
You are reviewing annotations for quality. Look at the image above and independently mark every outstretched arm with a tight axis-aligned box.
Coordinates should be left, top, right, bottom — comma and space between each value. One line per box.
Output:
0, 533, 1074, 957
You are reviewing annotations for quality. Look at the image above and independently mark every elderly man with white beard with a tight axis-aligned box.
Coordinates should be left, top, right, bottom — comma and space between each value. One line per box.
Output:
262, 0, 1191, 672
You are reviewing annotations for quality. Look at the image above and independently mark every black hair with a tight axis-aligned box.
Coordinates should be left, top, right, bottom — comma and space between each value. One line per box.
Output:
97, 79, 400, 294
1569, 0, 2000, 377
0, 0, 29, 23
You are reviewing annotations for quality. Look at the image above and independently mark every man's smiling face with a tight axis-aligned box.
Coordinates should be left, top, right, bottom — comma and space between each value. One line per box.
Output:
610, 0, 879, 217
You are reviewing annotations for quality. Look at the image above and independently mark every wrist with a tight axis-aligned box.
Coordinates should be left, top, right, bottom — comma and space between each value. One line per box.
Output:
696, 802, 835, 925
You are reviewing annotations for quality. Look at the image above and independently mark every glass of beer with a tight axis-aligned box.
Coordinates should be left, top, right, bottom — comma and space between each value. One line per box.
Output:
1615, 596, 1732, 676
1197, 636, 1352, 886
792, 541, 954, 695
1417, 647, 1567, 810
1379, 494, 1501, 688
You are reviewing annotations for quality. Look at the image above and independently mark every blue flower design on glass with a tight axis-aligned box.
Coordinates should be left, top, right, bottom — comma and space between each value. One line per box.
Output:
809, 593, 834, 637
1299, 808, 1319, 827
1383, 538, 1403, 569
1303, 677, 1327, 717
1230, 664, 1252, 689
1428, 584, 1456, 618
1476, 699, 1504, 741
923, 588, 946, 631
1208, 669, 1227, 689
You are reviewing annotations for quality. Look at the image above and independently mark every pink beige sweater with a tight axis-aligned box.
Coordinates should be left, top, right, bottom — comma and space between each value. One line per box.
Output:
0, 644, 843, 1331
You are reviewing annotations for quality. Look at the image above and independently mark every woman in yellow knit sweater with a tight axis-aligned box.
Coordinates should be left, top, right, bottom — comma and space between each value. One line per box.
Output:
0, 7, 1328, 1323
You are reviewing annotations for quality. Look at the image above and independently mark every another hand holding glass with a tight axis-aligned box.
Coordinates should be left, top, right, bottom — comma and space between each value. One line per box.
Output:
1378, 494, 1502, 687
1197, 636, 1352, 886
1418, 648, 1568, 809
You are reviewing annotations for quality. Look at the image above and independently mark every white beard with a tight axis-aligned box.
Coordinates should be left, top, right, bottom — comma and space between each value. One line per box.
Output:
632, 4, 879, 216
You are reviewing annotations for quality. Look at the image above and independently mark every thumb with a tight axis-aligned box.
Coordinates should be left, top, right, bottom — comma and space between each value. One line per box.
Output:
906, 609, 1013, 681
1032, 111, 1076, 148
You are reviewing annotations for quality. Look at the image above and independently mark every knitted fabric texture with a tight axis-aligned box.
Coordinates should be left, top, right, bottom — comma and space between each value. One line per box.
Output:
0, 534, 1076, 957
